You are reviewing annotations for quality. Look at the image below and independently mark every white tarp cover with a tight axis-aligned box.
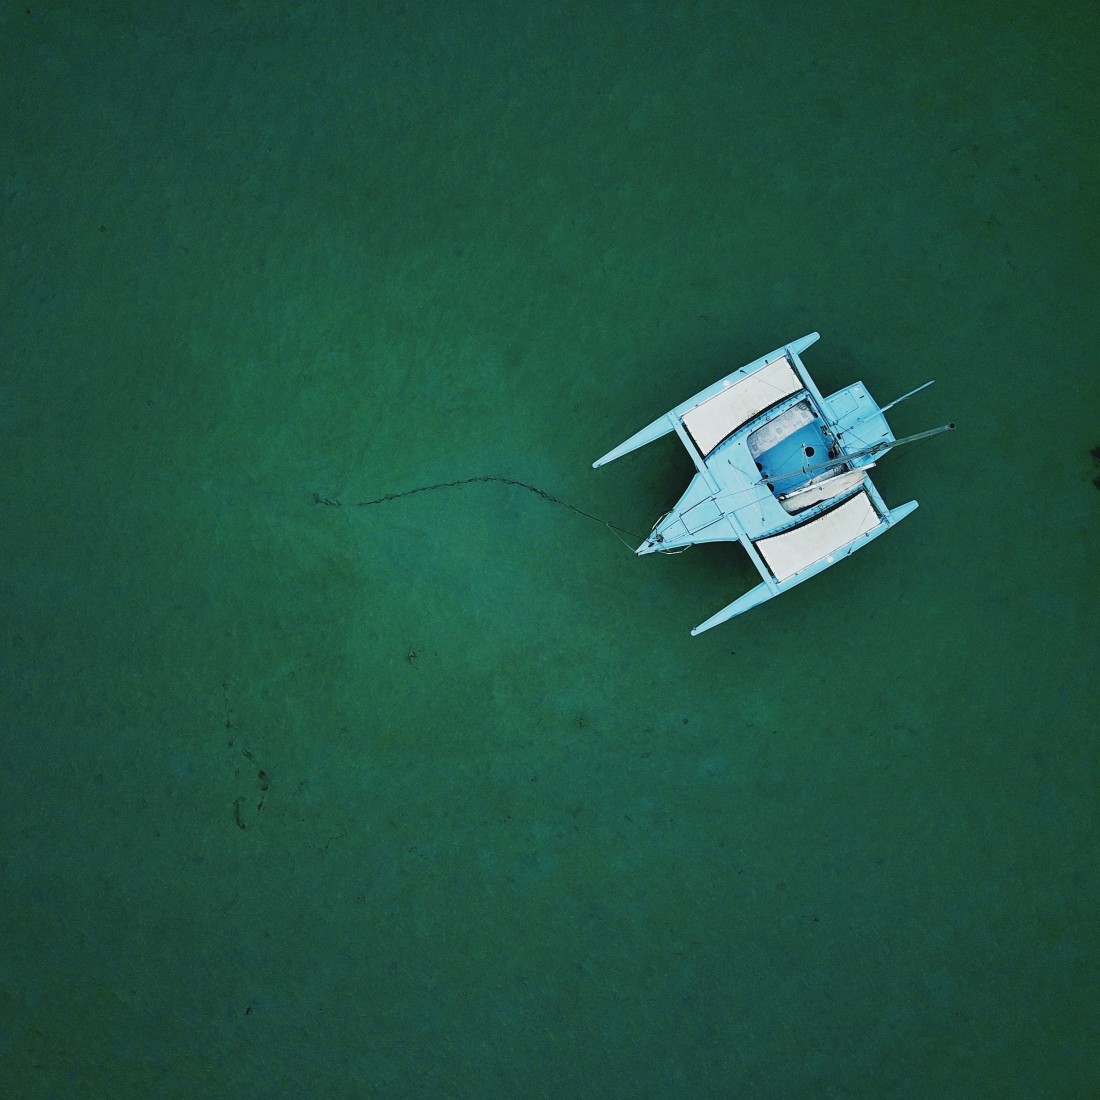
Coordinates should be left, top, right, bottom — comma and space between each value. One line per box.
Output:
681, 357, 803, 457
754, 490, 882, 581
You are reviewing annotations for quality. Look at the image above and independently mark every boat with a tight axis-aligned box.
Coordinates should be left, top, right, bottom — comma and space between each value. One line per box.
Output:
593, 332, 954, 635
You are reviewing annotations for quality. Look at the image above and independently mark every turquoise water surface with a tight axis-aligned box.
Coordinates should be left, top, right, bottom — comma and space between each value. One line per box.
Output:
2, 3, 1098, 1096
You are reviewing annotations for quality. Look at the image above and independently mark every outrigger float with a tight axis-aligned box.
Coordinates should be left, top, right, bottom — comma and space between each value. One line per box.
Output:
593, 333, 953, 635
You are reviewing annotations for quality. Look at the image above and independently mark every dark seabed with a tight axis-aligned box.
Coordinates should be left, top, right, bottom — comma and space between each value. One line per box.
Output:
2, 2, 1098, 1096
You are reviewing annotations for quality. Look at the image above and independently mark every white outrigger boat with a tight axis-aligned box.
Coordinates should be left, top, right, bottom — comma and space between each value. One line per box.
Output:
593, 333, 953, 635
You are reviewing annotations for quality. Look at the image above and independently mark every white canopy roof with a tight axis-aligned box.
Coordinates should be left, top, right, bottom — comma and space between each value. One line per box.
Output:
681, 356, 803, 457
754, 490, 882, 582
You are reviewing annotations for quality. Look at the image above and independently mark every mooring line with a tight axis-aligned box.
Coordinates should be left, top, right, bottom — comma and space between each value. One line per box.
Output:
316, 475, 644, 545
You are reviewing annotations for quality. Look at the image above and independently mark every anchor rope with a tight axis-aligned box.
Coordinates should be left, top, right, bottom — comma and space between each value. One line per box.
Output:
315, 476, 645, 547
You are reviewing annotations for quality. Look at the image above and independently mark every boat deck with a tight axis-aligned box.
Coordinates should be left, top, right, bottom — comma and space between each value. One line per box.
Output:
747, 401, 837, 497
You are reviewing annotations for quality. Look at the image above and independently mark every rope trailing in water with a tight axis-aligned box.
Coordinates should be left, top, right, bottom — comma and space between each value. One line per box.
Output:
315, 476, 644, 545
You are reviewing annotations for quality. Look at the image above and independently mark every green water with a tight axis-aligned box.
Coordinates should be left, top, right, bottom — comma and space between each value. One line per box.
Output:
2, 3, 1098, 1096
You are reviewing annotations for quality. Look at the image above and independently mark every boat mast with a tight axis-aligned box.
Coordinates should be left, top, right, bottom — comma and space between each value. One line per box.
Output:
878, 380, 936, 416
790, 422, 957, 482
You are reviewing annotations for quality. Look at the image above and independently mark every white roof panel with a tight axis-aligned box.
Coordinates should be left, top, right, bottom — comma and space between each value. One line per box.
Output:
754, 490, 882, 582
680, 357, 803, 456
